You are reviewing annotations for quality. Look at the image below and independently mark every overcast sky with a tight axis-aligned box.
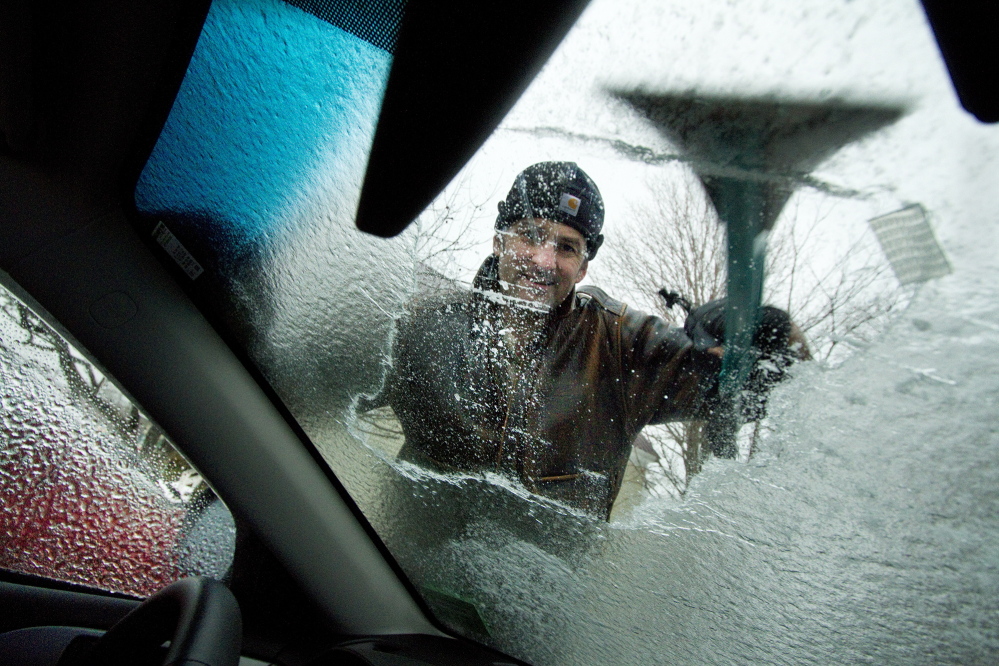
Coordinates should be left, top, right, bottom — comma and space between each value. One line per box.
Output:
418, 0, 996, 301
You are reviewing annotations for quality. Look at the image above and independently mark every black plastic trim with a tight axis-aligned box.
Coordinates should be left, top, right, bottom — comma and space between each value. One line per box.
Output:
0, 579, 139, 635
355, 0, 593, 238
118, 0, 214, 209
920, 1, 998, 123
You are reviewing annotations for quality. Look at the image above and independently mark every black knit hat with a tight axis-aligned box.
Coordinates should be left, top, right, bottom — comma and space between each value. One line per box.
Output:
495, 161, 605, 259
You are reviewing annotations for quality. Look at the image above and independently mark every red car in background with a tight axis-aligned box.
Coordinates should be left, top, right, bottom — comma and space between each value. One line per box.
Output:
0, 290, 221, 598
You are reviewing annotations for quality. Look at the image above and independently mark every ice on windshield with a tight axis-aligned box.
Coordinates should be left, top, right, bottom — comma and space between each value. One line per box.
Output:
0, 276, 235, 597
132, 0, 999, 662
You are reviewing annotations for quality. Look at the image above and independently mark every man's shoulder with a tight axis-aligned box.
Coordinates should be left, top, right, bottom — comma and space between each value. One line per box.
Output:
575, 287, 688, 348
576, 285, 628, 317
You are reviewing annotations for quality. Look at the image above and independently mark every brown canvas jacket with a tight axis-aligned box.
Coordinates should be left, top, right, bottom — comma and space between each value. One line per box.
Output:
385, 259, 720, 519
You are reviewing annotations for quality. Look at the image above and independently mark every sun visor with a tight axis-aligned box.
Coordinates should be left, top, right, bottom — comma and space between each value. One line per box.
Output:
920, 1, 998, 124
354, 0, 592, 238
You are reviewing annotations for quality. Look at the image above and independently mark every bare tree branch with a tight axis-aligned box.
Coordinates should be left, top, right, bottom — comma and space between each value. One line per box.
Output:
406, 172, 493, 284
600, 171, 905, 496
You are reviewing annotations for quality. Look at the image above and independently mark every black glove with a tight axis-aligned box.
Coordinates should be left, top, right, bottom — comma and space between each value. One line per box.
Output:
684, 299, 798, 421
684, 299, 792, 354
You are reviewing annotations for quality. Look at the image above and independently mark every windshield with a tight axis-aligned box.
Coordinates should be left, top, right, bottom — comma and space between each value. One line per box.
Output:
134, 0, 999, 663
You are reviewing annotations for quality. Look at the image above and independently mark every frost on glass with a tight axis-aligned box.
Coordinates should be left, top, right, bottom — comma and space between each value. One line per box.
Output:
339, 2, 999, 665
0, 279, 235, 597
128, 0, 417, 542
132, 0, 402, 435
129, 0, 999, 662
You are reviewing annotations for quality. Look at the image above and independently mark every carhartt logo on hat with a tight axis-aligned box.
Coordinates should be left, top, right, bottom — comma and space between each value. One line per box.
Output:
559, 193, 581, 216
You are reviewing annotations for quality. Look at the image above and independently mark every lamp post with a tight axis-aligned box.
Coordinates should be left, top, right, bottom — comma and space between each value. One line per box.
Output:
614, 92, 903, 457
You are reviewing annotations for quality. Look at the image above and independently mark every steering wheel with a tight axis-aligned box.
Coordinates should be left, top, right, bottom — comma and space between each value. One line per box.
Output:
81, 577, 241, 666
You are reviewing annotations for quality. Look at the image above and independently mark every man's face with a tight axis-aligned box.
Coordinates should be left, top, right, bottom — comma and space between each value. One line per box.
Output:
493, 218, 589, 309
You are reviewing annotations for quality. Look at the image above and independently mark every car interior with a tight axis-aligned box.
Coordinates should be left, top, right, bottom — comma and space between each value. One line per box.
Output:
0, 0, 995, 665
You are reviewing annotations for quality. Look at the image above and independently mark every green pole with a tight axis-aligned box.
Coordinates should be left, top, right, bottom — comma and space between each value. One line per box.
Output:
709, 175, 767, 458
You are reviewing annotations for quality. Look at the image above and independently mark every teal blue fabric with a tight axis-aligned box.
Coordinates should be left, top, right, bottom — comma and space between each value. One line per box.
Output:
135, 0, 392, 251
